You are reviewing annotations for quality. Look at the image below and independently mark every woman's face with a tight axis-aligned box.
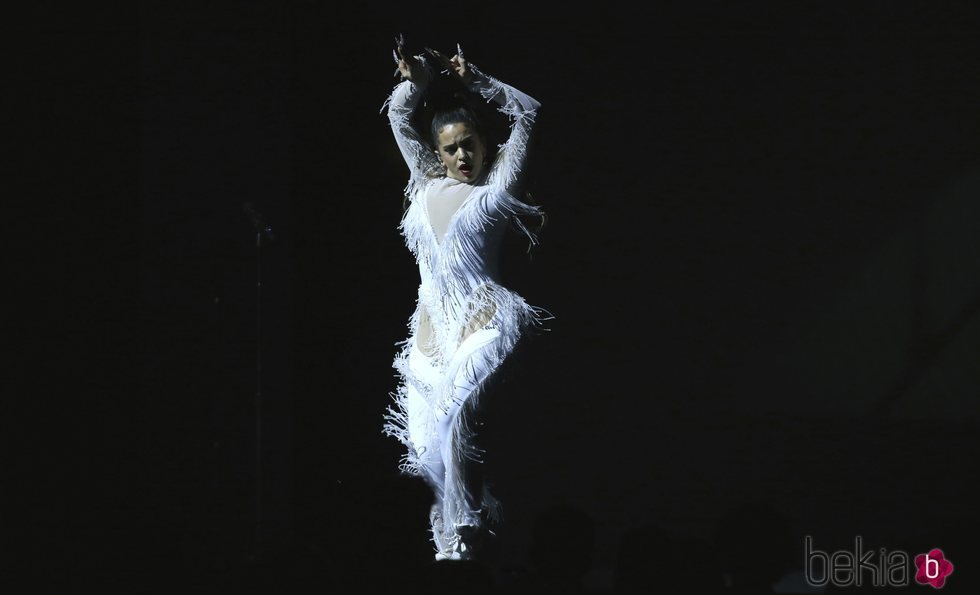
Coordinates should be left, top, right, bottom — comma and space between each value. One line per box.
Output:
435, 122, 486, 183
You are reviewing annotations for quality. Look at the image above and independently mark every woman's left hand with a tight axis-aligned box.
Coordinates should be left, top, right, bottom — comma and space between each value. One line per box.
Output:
425, 45, 473, 86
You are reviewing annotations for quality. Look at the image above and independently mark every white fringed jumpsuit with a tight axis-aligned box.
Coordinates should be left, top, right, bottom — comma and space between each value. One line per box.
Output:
381, 61, 549, 559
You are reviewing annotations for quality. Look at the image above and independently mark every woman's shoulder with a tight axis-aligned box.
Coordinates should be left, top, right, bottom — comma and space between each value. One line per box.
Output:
405, 172, 443, 198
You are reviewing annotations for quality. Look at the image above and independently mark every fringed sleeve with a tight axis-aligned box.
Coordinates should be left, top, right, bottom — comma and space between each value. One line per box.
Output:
381, 58, 443, 200
495, 192, 545, 251
466, 63, 542, 199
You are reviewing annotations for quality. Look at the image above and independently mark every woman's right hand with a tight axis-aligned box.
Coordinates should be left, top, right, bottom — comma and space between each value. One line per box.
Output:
394, 34, 430, 85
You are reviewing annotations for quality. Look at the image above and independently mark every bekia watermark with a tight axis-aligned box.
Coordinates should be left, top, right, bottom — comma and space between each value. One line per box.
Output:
805, 536, 954, 588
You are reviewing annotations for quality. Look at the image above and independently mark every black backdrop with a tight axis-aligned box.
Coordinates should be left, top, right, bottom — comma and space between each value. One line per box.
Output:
14, 3, 980, 592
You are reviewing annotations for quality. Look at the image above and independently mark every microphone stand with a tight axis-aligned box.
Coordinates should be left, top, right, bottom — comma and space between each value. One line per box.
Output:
243, 202, 275, 563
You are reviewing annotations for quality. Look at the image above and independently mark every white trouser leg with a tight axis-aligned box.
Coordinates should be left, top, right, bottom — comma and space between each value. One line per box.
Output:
435, 327, 503, 534
405, 344, 445, 500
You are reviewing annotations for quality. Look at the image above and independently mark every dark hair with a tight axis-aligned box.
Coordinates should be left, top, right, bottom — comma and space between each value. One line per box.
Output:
431, 106, 481, 143
428, 92, 490, 158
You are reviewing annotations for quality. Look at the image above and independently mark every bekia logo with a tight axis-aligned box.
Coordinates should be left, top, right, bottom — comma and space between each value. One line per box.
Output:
805, 536, 954, 589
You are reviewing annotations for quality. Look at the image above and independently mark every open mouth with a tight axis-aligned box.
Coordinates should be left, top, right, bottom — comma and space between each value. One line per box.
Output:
459, 164, 472, 176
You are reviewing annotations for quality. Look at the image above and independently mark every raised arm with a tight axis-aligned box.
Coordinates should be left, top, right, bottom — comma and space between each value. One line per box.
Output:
466, 64, 541, 198
381, 46, 442, 199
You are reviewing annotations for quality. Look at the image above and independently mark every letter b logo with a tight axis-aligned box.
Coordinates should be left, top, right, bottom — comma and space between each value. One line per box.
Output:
914, 548, 953, 588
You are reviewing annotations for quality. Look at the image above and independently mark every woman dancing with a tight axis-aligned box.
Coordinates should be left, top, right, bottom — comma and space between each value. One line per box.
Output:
381, 38, 550, 561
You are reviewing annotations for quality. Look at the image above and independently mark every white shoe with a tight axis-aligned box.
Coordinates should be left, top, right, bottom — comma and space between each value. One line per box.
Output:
430, 504, 458, 561
434, 535, 478, 561
434, 549, 461, 561
433, 531, 464, 561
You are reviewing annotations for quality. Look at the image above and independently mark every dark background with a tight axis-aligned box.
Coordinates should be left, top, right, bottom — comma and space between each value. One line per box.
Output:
13, 2, 980, 593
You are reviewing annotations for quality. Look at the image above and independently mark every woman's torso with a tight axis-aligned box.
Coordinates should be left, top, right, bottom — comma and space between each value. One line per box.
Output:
405, 176, 512, 357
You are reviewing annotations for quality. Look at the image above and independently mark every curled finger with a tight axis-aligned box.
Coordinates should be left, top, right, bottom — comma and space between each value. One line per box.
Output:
395, 33, 408, 60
